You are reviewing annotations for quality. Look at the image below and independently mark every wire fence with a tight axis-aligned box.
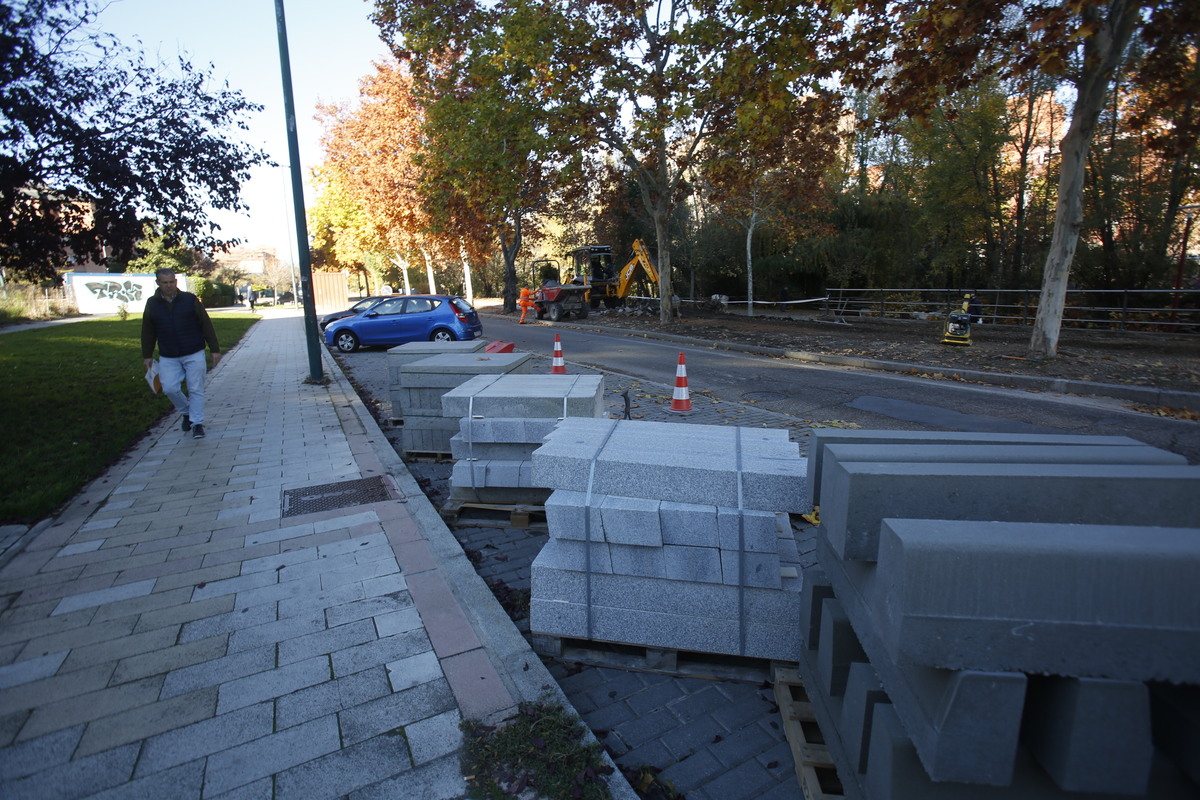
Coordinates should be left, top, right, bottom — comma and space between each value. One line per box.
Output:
807, 288, 1200, 334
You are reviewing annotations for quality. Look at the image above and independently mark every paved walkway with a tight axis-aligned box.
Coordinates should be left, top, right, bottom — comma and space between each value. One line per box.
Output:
0, 311, 635, 799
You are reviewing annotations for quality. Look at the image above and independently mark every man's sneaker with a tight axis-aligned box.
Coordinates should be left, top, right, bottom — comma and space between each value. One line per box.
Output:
192, 424, 206, 439
181, 415, 192, 432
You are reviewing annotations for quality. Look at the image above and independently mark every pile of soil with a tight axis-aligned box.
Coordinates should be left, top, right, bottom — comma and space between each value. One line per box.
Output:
563, 305, 1200, 396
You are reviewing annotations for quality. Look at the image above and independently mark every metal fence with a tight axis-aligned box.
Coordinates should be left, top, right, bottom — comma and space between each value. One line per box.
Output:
819, 287, 1200, 334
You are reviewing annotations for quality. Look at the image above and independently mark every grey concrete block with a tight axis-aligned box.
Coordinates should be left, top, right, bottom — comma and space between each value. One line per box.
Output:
447, 484, 551, 504
816, 537, 1027, 786
717, 506, 780, 553
663, 545, 723, 583
532, 552, 801, 622
449, 434, 537, 462
609, 543, 666, 578
532, 418, 806, 511
441, 374, 605, 419
397, 386, 452, 416
840, 661, 888, 775
399, 352, 533, 383
450, 458, 531, 490
1150, 683, 1200, 786
719, 547, 782, 589
389, 341, 487, 417
874, 519, 1200, 682
600, 495, 663, 546
457, 416, 560, 444
449, 457, 551, 504
529, 598, 801, 661
864, 703, 1198, 800
537, 538, 613, 574
388, 339, 486, 369
816, 598, 867, 699
660, 501, 719, 547
451, 417, 561, 460
806, 430, 1153, 515
800, 566, 834, 652
1022, 676, 1153, 795
397, 353, 533, 416
401, 418, 459, 454
545, 490, 597, 541
820, 460, 1200, 562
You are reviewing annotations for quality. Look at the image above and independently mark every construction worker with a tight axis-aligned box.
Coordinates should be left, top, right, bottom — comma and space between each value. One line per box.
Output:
518, 287, 536, 324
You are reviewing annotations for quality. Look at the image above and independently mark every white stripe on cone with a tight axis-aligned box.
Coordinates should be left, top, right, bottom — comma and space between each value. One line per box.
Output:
551, 334, 566, 374
669, 351, 692, 412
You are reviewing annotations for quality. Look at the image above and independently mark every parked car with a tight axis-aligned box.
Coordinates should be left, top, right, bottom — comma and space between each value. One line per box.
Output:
319, 296, 387, 331
324, 295, 483, 352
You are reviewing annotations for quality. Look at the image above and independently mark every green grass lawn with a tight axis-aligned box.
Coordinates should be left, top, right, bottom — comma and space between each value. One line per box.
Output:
0, 313, 259, 524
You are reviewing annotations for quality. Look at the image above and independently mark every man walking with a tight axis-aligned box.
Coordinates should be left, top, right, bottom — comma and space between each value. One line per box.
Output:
141, 269, 222, 439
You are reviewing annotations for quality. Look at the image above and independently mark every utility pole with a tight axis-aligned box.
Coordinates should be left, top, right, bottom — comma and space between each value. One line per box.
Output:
274, 0, 323, 381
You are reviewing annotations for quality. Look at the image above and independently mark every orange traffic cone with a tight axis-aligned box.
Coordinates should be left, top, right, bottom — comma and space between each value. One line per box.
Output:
668, 351, 692, 413
550, 334, 567, 374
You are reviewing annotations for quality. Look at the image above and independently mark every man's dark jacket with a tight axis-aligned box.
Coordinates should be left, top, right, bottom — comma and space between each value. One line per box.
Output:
141, 290, 221, 359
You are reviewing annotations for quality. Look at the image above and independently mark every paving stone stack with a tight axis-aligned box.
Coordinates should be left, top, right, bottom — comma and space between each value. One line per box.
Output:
387, 340, 487, 422
797, 429, 1200, 800
396, 352, 533, 456
441, 374, 607, 504
529, 418, 808, 661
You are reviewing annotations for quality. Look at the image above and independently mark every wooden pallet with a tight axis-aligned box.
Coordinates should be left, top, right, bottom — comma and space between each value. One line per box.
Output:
773, 666, 846, 800
402, 450, 453, 462
533, 635, 780, 683
439, 499, 547, 528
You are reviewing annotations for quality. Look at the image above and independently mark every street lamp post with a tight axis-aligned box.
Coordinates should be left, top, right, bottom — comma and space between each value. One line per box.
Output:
273, 0, 323, 381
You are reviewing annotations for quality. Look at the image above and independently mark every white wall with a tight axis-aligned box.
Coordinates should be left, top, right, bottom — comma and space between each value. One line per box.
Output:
65, 273, 190, 315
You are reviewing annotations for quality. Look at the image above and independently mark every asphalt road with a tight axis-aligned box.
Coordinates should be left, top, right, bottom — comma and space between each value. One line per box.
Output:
482, 314, 1200, 464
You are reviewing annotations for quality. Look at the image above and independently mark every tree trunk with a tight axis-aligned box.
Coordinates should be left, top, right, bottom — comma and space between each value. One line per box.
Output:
390, 254, 412, 294
655, 212, 674, 323
458, 239, 474, 304
420, 247, 437, 295
1028, 0, 1139, 361
745, 212, 758, 317
499, 212, 522, 314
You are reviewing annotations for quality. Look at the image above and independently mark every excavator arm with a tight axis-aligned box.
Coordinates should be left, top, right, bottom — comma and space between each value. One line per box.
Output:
616, 239, 660, 299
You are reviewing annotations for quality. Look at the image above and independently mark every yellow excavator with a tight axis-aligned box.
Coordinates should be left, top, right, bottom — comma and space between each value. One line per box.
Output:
567, 239, 661, 309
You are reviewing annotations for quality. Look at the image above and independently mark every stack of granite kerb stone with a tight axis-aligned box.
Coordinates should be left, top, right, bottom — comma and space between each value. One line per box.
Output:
387, 340, 488, 422
797, 429, 1200, 800
528, 418, 808, 662
395, 351, 533, 456
441, 374, 607, 504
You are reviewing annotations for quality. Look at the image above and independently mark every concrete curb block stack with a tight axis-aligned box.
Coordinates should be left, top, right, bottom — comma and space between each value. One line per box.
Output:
387, 340, 486, 422
797, 429, 1200, 800
443, 374, 606, 504
395, 351, 533, 455
529, 418, 808, 661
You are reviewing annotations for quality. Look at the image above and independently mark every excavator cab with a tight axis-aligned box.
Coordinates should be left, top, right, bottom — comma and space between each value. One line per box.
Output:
568, 245, 616, 285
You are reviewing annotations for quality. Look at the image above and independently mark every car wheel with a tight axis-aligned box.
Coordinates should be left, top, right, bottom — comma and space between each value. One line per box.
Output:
576, 303, 589, 319
547, 302, 564, 322
430, 328, 456, 343
335, 331, 360, 353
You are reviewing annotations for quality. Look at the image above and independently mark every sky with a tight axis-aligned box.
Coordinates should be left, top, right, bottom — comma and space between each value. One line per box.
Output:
95, 0, 392, 265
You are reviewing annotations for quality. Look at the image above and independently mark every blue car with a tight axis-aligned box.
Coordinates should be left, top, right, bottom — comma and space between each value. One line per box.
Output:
319, 295, 387, 331
324, 294, 483, 352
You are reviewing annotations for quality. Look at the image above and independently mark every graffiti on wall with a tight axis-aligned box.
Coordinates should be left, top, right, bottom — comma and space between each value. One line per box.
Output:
65, 273, 173, 315
84, 280, 145, 304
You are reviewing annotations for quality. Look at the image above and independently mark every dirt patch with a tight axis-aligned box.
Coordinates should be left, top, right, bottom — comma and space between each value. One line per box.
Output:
526, 305, 1200, 397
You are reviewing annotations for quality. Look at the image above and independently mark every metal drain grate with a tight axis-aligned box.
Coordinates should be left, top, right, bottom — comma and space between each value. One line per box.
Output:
282, 476, 393, 518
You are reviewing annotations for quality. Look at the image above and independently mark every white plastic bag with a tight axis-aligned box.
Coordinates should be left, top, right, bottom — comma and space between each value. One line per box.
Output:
145, 360, 161, 394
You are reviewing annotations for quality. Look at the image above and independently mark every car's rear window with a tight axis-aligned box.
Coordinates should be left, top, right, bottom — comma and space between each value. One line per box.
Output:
407, 298, 438, 313
451, 298, 475, 314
